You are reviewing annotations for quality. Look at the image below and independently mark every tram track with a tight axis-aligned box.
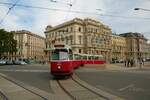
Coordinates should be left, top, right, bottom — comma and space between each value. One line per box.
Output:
57, 79, 75, 100
0, 91, 8, 100
57, 76, 107, 100
0, 74, 48, 100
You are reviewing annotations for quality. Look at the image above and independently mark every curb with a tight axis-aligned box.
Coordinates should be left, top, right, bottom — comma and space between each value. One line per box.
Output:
0, 73, 52, 100
0, 90, 8, 100
72, 73, 124, 100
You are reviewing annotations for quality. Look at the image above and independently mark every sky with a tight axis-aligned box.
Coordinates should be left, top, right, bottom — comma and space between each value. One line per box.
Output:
0, 0, 150, 40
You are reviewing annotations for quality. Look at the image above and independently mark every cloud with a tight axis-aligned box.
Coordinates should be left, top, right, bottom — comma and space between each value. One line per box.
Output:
0, 0, 150, 39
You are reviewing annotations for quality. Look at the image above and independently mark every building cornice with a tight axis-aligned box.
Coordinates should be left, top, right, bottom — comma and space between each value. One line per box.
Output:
45, 17, 111, 33
12, 30, 45, 40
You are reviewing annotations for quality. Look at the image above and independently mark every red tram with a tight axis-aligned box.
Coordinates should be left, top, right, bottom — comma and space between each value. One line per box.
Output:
50, 44, 105, 77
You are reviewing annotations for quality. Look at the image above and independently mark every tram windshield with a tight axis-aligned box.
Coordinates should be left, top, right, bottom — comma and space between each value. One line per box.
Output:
52, 49, 69, 60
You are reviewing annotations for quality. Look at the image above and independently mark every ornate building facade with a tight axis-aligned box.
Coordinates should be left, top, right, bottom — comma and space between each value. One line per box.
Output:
45, 18, 112, 62
45, 18, 150, 63
120, 32, 148, 61
147, 43, 150, 58
111, 34, 127, 62
13, 30, 45, 61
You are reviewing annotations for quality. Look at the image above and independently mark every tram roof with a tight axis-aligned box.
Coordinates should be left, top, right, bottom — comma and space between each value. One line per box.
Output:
52, 44, 72, 50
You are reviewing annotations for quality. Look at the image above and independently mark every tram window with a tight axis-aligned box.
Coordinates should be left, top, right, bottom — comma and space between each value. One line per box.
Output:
69, 53, 73, 60
99, 57, 103, 60
75, 55, 78, 60
88, 56, 92, 60
92, 56, 95, 60
95, 56, 99, 60
69, 55, 73, 60
52, 51, 59, 60
68, 48, 71, 53
68, 49, 73, 60
74, 54, 80, 60
51, 49, 69, 60
78, 55, 82, 60
60, 52, 69, 60
83, 56, 87, 60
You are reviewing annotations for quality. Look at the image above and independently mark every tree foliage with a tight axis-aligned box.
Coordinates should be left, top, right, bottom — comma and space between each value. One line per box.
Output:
0, 29, 17, 57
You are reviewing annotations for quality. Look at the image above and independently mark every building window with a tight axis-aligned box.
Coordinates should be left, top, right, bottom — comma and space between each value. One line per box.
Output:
96, 29, 98, 33
91, 28, 93, 32
79, 49, 81, 53
66, 28, 68, 32
78, 35, 82, 44
78, 27, 81, 32
66, 37, 68, 44
70, 36, 73, 44
70, 27, 73, 32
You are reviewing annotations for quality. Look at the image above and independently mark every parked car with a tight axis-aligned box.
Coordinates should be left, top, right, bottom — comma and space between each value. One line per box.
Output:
13, 61, 22, 65
6, 60, 14, 65
146, 58, 150, 61
0, 60, 6, 65
20, 61, 27, 65
13, 60, 27, 65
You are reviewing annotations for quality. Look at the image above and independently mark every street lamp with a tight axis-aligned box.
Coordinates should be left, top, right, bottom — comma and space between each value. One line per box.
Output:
134, 8, 150, 12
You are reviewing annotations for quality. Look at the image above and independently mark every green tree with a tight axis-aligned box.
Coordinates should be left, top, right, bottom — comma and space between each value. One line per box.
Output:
0, 29, 17, 58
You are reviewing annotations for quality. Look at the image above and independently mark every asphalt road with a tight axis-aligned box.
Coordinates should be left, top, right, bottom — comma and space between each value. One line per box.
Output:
76, 69, 150, 100
0, 64, 53, 93
1, 64, 150, 100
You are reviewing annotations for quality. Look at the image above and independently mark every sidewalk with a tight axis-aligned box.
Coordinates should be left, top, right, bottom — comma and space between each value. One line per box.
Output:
106, 62, 150, 71
0, 73, 74, 100
0, 73, 43, 100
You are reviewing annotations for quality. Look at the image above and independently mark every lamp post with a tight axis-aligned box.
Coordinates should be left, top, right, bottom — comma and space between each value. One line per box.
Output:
134, 7, 150, 69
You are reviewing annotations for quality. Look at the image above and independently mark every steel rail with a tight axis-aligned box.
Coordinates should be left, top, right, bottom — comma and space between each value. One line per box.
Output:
0, 74, 48, 100
0, 91, 8, 100
57, 76, 108, 100
57, 80, 75, 100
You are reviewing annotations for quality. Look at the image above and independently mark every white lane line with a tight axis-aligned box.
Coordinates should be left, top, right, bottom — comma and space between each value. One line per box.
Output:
118, 84, 134, 92
0, 69, 49, 72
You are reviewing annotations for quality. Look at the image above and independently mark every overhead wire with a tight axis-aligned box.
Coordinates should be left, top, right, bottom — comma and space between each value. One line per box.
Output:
0, 1, 150, 20
50, 0, 72, 6
63, 0, 74, 21
49, 0, 73, 21
0, 0, 20, 25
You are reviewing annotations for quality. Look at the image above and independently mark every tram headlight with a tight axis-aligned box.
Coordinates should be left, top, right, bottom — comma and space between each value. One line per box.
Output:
57, 66, 61, 69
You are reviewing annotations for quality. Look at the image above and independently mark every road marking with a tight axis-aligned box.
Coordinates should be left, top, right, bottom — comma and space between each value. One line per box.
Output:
118, 84, 134, 92
129, 87, 145, 92
0, 69, 49, 72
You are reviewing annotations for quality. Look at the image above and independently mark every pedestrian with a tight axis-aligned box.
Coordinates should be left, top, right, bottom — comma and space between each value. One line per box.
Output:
124, 60, 127, 67
142, 59, 144, 66
139, 58, 143, 69
130, 59, 134, 67
127, 59, 130, 67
